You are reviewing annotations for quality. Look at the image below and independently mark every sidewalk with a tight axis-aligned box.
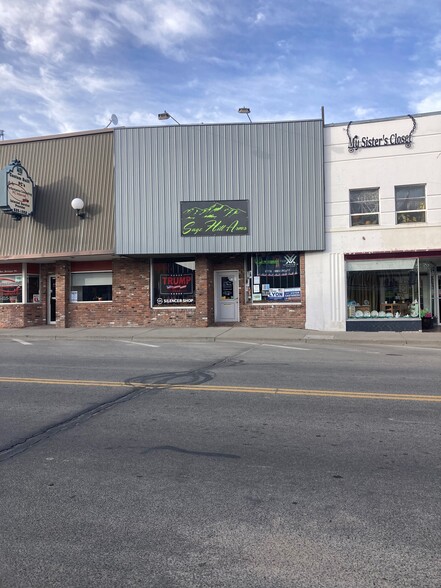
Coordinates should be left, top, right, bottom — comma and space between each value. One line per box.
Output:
1, 325, 441, 347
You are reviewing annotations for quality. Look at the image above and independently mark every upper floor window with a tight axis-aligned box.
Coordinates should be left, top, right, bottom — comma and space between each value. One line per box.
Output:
395, 184, 425, 224
350, 188, 379, 226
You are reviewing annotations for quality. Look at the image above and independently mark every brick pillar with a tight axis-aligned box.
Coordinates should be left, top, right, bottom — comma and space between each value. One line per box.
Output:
195, 256, 213, 327
55, 261, 70, 328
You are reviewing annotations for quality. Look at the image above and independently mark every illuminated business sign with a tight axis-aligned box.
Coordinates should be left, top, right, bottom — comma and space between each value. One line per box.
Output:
347, 115, 416, 153
0, 159, 35, 220
181, 200, 249, 237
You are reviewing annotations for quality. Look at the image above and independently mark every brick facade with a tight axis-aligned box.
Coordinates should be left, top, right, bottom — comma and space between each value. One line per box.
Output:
0, 254, 306, 329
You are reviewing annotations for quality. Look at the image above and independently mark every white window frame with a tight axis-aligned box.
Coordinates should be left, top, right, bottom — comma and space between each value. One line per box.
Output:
349, 188, 379, 226
395, 184, 426, 224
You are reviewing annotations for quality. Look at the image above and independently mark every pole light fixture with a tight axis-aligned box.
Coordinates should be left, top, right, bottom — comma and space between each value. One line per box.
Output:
157, 111, 181, 125
238, 107, 252, 123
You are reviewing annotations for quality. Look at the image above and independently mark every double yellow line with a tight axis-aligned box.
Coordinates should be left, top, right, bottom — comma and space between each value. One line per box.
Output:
0, 376, 440, 402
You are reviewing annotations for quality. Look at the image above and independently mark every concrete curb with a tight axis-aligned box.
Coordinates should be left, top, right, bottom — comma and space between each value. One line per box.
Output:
1, 326, 441, 348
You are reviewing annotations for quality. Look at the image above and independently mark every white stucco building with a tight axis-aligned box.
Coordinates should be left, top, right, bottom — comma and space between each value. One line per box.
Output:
306, 111, 441, 332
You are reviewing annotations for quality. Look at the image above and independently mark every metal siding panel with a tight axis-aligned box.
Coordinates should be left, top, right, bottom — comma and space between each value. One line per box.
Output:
115, 121, 324, 255
0, 132, 114, 258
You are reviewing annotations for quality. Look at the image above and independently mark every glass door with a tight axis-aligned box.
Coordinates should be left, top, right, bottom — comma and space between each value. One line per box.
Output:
48, 275, 56, 324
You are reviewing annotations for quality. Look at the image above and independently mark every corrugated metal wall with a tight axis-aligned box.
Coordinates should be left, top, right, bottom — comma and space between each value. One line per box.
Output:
114, 121, 325, 255
0, 130, 114, 259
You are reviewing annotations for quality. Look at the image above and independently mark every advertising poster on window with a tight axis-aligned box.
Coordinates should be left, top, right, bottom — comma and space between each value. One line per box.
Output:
267, 288, 285, 301
255, 254, 299, 276
284, 287, 301, 301
221, 277, 234, 299
156, 273, 195, 305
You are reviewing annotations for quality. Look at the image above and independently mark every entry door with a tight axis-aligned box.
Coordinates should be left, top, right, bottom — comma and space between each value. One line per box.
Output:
48, 275, 56, 324
214, 271, 239, 323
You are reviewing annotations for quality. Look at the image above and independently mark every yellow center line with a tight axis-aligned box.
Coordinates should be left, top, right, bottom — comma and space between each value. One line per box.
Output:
0, 376, 440, 402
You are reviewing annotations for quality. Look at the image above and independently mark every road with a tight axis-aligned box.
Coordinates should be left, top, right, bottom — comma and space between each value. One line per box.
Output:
0, 337, 440, 587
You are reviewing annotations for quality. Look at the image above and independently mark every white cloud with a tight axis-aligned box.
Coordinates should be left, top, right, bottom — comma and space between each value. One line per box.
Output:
114, 0, 213, 59
125, 110, 159, 126
352, 106, 377, 120
412, 92, 441, 113
0, 0, 216, 62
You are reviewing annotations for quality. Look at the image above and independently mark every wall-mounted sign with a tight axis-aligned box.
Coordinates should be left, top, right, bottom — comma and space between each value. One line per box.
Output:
0, 159, 35, 220
181, 200, 249, 237
347, 115, 416, 153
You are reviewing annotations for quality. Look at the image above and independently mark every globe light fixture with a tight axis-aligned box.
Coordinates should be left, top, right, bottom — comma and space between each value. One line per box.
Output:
71, 197, 85, 219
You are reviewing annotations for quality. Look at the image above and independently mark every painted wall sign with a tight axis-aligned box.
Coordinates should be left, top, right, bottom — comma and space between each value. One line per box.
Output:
347, 115, 416, 153
181, 200, 249, 237
0, 159, 35, 220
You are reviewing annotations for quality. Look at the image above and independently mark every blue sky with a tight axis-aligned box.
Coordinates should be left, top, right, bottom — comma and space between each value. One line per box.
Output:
1, 0, 441, 139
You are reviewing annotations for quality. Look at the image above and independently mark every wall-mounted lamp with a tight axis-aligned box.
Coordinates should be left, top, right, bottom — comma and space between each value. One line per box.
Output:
238, 107, 252, 123
157, 111, 181, 125
71, 197, 86, 219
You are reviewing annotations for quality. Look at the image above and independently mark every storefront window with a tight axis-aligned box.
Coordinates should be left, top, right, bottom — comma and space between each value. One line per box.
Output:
152, 258, 195, 307
70, 272, 112, 301
0, 264, 40, 304
27, 275, 40, 303
0, 275, 22, 303
248, 253, 301, 303
346, 258, 420, 320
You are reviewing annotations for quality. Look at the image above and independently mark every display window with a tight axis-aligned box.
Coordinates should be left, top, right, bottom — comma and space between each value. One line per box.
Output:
26, 275, 40, 303
0, 264, 40, 304
247, 253, 301, 303
152, 258, 195, 307
0, 275, 22, 303
70, 271, 112, 301
346, 258, 423, 320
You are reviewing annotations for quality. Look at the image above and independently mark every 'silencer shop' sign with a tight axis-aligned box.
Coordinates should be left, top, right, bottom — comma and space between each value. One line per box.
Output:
181, 200, 249, 237
0, 159, 35, 219
347, 115, 416, 153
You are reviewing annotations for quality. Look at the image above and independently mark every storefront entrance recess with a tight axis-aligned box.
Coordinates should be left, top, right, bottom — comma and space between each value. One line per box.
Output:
214, 270, 239, 323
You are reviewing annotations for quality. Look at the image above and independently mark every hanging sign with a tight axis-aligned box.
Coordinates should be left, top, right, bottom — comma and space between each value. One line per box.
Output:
0, 159, 35, 220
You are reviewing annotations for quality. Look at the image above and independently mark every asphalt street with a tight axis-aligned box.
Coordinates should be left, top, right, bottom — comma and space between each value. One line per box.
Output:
0, 335, 440, 587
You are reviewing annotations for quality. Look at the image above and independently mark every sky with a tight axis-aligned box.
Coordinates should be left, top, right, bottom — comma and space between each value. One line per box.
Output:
2, 0, 441, 140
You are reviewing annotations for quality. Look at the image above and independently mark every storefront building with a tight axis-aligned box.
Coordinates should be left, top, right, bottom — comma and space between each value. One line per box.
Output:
306, 111, 441, 332
0, 129, 116, 328
0, 119, 325, 328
